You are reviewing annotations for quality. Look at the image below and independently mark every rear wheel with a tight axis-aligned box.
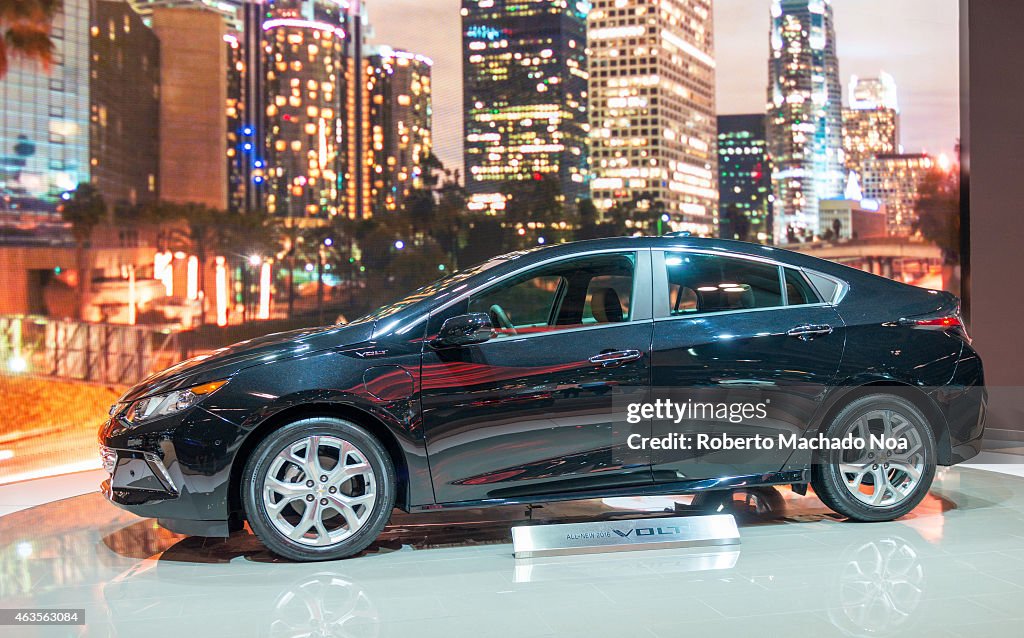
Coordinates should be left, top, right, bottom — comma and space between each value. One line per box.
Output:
811, 394, 936, 522
242, 417, 396, 561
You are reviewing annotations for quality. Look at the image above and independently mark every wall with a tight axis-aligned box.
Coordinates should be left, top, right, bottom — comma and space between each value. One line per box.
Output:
965, 0, 1024, 436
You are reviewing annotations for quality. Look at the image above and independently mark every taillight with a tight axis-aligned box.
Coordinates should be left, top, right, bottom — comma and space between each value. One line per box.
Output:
912, 316, 961, 328
904, 313, 970, 342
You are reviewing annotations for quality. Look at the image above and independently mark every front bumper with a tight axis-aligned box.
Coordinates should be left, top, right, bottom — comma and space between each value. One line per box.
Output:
98, 406, 240, 537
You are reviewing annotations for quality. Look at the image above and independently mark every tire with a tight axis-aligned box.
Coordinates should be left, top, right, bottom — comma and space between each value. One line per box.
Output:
242, 417, 396, 561
811, 394, 936, 522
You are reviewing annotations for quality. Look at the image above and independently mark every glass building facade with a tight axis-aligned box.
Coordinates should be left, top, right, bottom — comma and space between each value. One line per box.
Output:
766, 0, 844, 242
717, 114, 771, 243
461, 0, 590, 213
588, 0, 718, 236
0, 0, 91, 217
366, 47, 433, 214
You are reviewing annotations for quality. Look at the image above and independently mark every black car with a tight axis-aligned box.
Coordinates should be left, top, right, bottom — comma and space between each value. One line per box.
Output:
99, 237, 986, 561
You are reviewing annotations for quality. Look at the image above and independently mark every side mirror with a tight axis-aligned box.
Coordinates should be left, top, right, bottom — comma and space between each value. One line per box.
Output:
432, 313, 494, 348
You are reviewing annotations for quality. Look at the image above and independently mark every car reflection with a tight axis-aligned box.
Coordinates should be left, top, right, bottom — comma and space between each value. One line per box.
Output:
267, 572, 379, 638
828, 536, 925, 637
97, 512, 933, 638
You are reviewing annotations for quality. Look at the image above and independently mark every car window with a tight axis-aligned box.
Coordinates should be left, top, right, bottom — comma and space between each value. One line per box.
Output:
664, 252, 782, 316
469, 253, 635, 337
784, 268, 821, 305
805, 270, 841, 304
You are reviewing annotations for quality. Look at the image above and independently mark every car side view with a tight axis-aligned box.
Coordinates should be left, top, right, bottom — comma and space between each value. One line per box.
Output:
99, 237, 986, 561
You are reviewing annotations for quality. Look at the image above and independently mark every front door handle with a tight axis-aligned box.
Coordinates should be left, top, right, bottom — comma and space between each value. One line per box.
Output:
786, 324, 834, 340
589, 349, 643, 368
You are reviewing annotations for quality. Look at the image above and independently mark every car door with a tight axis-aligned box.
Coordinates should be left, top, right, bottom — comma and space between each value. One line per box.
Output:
421, 249, 654, 504
650, 249, 846, 482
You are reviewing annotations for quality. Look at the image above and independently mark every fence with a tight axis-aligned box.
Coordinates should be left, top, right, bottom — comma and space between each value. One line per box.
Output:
0, 316, 186, 385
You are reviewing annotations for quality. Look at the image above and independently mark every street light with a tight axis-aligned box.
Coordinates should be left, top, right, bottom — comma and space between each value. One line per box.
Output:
248, 254, 262, 267
394, 240, 405, 250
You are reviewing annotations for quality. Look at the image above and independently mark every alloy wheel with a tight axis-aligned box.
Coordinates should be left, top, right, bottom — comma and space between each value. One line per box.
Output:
262, 435, 377, 547
836, 409, 926, 508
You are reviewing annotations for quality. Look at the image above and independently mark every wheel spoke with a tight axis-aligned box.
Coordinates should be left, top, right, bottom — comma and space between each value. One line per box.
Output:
267, 477, 307, 498
288, 503, 319, 541
332, 461, 372, 486
891, 461, 922, 482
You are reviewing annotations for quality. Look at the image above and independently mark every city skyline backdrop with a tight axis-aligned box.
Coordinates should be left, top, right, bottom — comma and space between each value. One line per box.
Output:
370, 0, 961, 174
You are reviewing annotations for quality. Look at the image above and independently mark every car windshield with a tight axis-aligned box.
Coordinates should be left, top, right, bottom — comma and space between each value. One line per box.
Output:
350, 251, 532, 324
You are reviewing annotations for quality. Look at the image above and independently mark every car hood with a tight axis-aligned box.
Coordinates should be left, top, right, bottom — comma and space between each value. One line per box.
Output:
119, 320, 376, 402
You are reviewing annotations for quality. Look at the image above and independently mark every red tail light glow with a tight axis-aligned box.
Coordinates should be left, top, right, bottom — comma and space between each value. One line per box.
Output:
913, 316, 962, 327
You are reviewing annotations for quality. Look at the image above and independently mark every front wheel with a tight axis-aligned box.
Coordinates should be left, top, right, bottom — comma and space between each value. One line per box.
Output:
242, 417, 396, 561
811, 394, 936, 522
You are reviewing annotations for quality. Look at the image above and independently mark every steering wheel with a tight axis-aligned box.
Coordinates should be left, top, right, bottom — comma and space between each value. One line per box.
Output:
489, 304, 517, 336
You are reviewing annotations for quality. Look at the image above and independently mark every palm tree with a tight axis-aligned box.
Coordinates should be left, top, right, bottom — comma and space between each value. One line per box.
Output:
0, 0, 60, 78
60, 183, 107, 319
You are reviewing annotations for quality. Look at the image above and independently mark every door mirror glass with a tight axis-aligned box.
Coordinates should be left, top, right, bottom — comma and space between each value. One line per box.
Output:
432, 313, 494, 348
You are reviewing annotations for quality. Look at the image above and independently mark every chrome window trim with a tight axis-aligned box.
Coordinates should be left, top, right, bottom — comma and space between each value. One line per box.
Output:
652, 248, 845, 321
652, 302, 833, 324
462, 317, 657, 344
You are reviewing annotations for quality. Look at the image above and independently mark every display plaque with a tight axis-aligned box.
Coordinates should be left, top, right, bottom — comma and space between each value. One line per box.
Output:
511, 514, 740, 559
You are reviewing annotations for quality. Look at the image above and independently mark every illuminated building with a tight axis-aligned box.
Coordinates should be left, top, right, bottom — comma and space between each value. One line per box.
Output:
461, 0, 590, 213
90, 1, 161, 209
717, 114, 771, 243
766, 0, 844, 242
0, 0, 162, 217
258, 0, 349, 219
861, 152, 935, 237
842, 73, 900, 174
849, 72, 899, 111
588, 0, 718, 235
0, 0, 90, 216
366, 47, 433, 214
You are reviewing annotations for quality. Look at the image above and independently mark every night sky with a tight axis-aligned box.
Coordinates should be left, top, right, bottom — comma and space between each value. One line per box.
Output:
368, 0, 961, 174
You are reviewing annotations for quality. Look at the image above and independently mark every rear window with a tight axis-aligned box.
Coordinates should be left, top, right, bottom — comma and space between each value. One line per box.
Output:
784, 268, 821, 305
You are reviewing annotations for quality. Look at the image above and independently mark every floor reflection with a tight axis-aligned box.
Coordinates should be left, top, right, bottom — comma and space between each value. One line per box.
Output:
1, 467, 1023, 637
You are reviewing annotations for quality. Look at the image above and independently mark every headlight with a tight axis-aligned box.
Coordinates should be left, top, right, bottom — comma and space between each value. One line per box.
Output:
122, 380, 228, 426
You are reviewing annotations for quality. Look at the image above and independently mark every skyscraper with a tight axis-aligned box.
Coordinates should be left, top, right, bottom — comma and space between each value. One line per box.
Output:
842, 73, 900, 174
0, 0, 90, 216
766, 0, 844, 242
259, 0, 349, 219
861, 152, 936, 237
461, 0, 589, 214
153, 6, 229, 210
717, 115, 771, 243
589, 0, 718, 235
91, 1, 161, 210
366, 47, 433, 214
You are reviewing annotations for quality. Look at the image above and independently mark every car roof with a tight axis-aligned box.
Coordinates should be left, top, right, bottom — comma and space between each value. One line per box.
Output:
519, 235, 824, 269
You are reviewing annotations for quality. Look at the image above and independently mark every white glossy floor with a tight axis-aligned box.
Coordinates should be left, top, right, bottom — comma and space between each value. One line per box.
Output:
3, 466, 1024, 637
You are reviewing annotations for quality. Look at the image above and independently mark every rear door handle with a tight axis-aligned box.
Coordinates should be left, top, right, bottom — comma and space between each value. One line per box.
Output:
589, 350, 643, 368
786, 324, 833, 340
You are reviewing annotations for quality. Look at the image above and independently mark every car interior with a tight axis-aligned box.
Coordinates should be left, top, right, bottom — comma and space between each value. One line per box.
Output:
468, 253, 635, 336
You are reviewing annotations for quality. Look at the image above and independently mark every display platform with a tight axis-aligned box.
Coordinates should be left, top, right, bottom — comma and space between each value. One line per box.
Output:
3, 466, 1024, 637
